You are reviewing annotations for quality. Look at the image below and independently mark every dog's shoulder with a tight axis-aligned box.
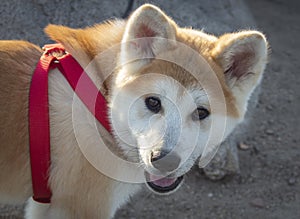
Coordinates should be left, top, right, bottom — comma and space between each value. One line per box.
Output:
0, 40, 42, 77
0, 40, 41, 58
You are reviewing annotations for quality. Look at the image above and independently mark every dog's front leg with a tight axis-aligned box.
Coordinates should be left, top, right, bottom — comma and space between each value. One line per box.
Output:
25, 197, 71, 219
24, 197, 51, 219
201, 136, 240, 180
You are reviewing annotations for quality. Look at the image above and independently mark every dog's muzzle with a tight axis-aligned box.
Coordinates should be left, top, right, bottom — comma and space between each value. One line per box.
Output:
145, 172, 184, 194
145, 150, 184, 194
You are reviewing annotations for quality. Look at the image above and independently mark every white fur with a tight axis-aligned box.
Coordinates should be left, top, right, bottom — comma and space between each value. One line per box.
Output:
23, 69, 141, 219
25, 198, 50, 219
111, 73, 240, 177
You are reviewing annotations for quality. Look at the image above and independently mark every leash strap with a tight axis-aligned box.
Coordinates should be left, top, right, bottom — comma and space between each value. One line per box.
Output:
29, 44, 111, 203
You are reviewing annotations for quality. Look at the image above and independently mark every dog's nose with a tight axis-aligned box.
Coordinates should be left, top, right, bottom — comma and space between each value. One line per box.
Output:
151, 150, 181, 172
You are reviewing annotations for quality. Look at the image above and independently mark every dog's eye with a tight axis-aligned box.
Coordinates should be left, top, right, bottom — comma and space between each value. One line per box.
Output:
145, 96, 161, 113
193, 107, 210, 120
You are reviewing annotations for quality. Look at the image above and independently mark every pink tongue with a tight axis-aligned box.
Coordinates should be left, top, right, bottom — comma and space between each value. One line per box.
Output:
149, 174, 177, 187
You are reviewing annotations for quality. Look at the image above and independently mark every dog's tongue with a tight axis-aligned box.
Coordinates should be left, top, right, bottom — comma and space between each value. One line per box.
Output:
148, 174, 177, 187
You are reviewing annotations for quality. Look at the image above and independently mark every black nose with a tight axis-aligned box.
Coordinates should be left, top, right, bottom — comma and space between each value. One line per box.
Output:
151, 150, 181, 172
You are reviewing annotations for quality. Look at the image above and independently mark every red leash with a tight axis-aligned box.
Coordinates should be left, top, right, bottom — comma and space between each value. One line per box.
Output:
29, 44, 111, 203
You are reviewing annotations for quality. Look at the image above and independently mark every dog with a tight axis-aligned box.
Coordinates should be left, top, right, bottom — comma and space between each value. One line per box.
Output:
0, 4, 268, 219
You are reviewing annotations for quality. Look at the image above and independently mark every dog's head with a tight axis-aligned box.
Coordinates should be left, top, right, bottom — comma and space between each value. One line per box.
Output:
110, 4, 268, 194
45, 4, 268, 194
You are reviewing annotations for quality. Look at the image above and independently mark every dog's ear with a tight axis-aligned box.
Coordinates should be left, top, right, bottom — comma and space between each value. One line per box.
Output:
120, 4, 177, 68
45, 22, 124, 68
212, 31, 269, 114
45, 23, 125, 93
45, 25, 94, 68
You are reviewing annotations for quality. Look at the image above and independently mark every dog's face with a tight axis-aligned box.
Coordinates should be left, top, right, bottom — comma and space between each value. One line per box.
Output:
45, 4, 268, 194
110, 4, 268, 194
111, 70, 214, 194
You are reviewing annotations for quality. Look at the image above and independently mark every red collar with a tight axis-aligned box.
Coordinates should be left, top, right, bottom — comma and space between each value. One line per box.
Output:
29, 44, 111, 203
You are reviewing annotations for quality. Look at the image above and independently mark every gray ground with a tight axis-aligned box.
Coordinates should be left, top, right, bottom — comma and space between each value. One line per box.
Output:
0, 0, 299, 218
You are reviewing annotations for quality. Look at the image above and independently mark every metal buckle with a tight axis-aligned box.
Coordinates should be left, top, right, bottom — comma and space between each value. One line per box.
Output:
42, 44, 68, 62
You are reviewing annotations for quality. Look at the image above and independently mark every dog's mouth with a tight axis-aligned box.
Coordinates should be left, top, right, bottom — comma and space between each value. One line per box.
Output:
145, 172, 184, 194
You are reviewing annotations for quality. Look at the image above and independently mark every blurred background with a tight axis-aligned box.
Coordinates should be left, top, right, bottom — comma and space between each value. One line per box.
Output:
0, 0, 299, 218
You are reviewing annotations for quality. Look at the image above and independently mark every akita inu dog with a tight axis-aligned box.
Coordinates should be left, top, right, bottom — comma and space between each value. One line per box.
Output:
0, 4, 268, 219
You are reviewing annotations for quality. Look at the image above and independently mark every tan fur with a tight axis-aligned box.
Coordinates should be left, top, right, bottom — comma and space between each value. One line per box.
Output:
0, 41, 41, 204
0, 4, 268, 218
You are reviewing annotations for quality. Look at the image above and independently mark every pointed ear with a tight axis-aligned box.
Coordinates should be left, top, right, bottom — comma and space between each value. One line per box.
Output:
120, 4, 177, 67
44, 24, 93, 68
212, 31, 269, 114
45, 23, 125, 94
